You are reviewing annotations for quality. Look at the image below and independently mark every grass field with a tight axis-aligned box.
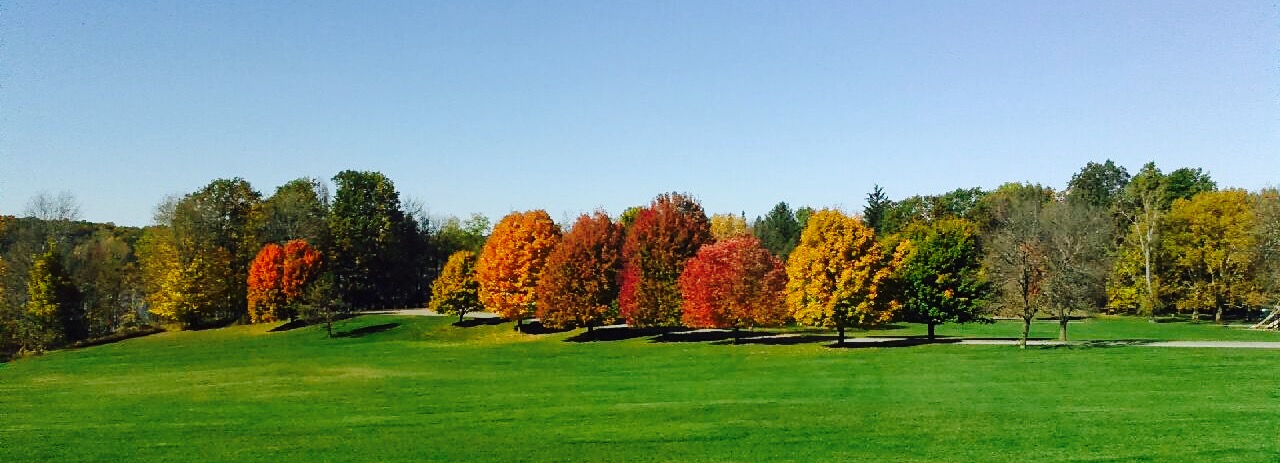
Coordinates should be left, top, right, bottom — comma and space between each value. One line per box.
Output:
2, 316, 1279, 462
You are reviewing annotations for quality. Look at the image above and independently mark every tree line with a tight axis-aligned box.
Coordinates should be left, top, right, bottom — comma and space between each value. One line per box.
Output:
2, 160, 1278, 356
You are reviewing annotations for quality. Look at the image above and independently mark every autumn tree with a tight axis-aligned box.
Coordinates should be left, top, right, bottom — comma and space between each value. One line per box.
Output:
429, 250, 481, 323
476, 210, 561, 329
169, 178, 262, 323
281, 239, 323, 308
619, 193, 713, 328
753, 202, 803, 259
679, 235, 787, 342
1255, 189, 1280, 308
1165, 190, 1261, 323
535, 212, 624, 331
709, 213, 750, 240
24, 241, 84, 350
247, 243, 285, 323
896, 218, 990, 340
785, 209, 906, 345
1108, 163, 1167, 318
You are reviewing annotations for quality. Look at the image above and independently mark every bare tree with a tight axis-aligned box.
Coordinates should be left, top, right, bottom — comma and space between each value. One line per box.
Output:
1042, 201, 1113, 340
985, 194, 1048, 349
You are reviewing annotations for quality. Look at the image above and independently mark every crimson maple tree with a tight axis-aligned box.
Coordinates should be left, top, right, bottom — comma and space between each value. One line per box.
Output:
678, 235, 787, 342
619, 192, 713, 327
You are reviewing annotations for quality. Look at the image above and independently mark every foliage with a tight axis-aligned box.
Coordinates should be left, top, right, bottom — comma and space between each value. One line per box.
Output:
247, 243, 285, 324
476, 210, 561, 324
619, 193, 713, 328
896, 218, 990, 339
136, 226, 233, 328
258, 177, 330, 248
862, 184, 891, 232
281, 239, 323, 306
678, 235, 787, 337
709, 213, 751, 240
535, 212, 624, 330
880, 187, 988, 236
432, 213, 490, 256
24, 241, 84, 350
1163, 167, 1216, 205
752, 202, 802, 259
785, 209, 906, 343
1254, 189, 1280, 305
1108, 162, 1168, 317
328, 170, 424, 309
429, 250, 482, 323
1066, 159, 1130, 209
1164, 190, 1261, 323
169, 178, 262, 322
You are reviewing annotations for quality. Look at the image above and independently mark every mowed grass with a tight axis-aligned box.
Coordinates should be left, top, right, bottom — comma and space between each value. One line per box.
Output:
2, 316, 1279, 462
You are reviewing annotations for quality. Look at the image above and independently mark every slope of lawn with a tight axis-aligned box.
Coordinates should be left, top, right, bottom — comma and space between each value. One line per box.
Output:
2, 315, 1279, 462
863, 315, 1280, 341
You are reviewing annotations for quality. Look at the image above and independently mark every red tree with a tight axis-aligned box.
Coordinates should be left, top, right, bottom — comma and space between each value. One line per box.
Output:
535, 211, 625, 330
619, 192, 712, 327
281, 239, 323, 318
247, 243, 285, 324
679, 235, 788, 342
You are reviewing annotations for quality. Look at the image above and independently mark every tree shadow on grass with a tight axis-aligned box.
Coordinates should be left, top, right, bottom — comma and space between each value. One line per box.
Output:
452, 317, 505, 328
517, 320, 574, 335
333, 322, 401, 338
69, 326, 167, 349
269, 313, 360, 333
827, 337, 962, 349
564, 326, 671, 342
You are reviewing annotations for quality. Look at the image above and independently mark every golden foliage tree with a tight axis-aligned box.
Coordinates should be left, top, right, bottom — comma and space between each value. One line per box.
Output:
476, 210, 561, 329
785, 209, 906, 344
1165, 190, 1261, 323
709, 213, 751, 241
429, 250, 481, 323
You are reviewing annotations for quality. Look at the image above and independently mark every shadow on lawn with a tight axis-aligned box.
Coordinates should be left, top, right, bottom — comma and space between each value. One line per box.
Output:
452, 317, 505, 328
516, 320, 574, 335
828, 337, 962, 349
334, 322, 401, 338
269, 313, 361, 333
564, 326, 671, 342
1036, 339, 1160, 350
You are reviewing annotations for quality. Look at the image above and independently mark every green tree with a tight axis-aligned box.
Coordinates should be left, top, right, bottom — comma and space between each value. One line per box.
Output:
897, 218, 990, 339
24, 241, 84, 350
1165, 190, 1260, 323
328, 170, 422, 309
258, 177, 330, 249
1066, 160, 1130, 209
1164, 167, 1216, 205
863, 185, 891, 232
1109, 162, 1167, 319
752, 202, 802, 259
170, 178, 262, 322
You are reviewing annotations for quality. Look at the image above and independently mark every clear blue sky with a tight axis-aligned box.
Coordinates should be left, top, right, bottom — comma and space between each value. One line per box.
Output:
2, 1, 1277, 227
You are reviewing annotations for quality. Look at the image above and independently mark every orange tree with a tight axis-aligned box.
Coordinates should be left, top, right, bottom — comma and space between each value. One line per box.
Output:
535, 212, 625, 331
280, 239, 323, 320
429, 250, 481, 323
475, 210, 561, 329
619, 193, 713, 328
785, 209, 906, 345
678, 235, 787, 342
247, 243, 285, 324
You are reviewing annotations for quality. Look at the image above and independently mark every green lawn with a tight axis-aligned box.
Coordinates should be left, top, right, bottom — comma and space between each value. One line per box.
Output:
2, 316, 1278, 462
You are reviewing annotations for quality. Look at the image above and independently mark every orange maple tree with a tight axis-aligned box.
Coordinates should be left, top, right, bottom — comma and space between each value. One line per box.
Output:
678, 235, 788, 341
247, 243, 285, 324
281, 239, 323, 304
476, 210, 561, 329
535, 211, 624, 330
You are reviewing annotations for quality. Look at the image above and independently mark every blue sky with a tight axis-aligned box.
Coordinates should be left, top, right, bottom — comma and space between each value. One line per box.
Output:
2, 1, 1277, 227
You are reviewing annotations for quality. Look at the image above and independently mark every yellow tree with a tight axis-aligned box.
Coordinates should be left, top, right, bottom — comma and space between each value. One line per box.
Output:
476, 210, 561, 330
785, 209, 906, 344
429, 250, 481, 323
1165, 190, 1261, 323
709, 213, 750, 240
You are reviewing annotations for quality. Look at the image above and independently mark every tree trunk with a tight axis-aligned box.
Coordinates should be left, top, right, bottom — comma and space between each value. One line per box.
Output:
515, 318, 523, 332
733, 326, 740, 345
1192, 308, 1200, 322
458, 312, 465, 324
1215, 306, 1224, 325
927, 323, 936, 341
1020, 317, 1031, 349
837, 326, 846, 346
587, 324, 594, 333
1058, 316, 1069, 341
